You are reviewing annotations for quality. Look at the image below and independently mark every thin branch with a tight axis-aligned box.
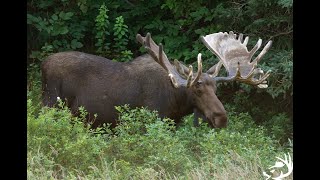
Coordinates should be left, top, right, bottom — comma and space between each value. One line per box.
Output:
267, 30, 293, 42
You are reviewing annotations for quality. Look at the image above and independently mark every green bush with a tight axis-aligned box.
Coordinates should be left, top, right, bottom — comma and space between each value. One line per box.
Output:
28, 101, 292, 179
263, 113, 293, 144
27, 99, 110, 174
94, 3, 111, 56
107, 105, 191, 174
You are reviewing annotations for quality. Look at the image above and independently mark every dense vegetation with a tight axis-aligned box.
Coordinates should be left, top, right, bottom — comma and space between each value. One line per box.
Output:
27, 0, 293, 179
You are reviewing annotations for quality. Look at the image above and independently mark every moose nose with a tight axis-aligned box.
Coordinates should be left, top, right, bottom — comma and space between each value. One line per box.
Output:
214, 114, 228, 128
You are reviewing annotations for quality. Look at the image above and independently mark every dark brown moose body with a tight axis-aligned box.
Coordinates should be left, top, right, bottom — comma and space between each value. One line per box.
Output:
42, 32, 272, 129
41, 51, 226, 128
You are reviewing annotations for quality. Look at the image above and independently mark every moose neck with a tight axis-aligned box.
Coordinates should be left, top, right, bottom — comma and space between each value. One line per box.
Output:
166, 85, 194, 123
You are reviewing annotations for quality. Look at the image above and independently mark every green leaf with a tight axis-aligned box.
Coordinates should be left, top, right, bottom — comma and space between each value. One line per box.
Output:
52, 40, 62, 48
64, 12, 74, 20
144, 24, 155, 29
194, 28, 204, 35
59, 11, 65, 19
27, 14, 35, 24
71, 39, 83, 49
58, 11, 73, 20
46, 26, 53, 34
29, 51, 41, 59
79, 4, 88, 13
60, 26, 69, 35
52, 14, 58, 21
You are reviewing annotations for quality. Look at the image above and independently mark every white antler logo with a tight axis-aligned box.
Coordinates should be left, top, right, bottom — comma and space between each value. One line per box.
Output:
263, 153, 293, 180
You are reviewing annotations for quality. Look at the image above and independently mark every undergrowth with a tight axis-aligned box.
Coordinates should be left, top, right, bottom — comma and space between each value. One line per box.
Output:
27, 97, 293, 179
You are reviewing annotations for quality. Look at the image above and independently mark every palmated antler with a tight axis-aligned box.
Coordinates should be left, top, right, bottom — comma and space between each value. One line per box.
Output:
136, 33, 203, 88
201, 31, 272, 88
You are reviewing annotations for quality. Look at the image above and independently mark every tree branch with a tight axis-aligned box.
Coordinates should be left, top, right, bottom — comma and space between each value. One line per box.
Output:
267, 30, 293, 42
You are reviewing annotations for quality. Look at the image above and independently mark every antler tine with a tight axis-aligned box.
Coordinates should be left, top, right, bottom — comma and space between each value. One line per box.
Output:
229, 31, 236, 39
244, 66, 259, 80
241, 69, 271, 86
174, 59, 189, 79
137, 33, 158, 64
238, 33, 243, 42
208, 61, 223, 78
189, 53, 203, 87
249, 39, 262, 59
243, 36, 249, 46
251, 40, 272, 65
158, 43, 168, 71
136, 33, 143, 44
146, 32, 151, 47
235, 62, 241, 78
186, 65, 194, 87
245, 40, 272, 79
250, 70, 271, 85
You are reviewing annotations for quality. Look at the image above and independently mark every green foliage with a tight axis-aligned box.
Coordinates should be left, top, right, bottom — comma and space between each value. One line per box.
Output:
27, 98, 110, 173
113, 16, 129, 52
264, 50, 293, 99
27, 63, 42, 114
109, 105, 190, 174
94, 3, 110, 56
27, 0, 88, 62
94, 6, 132, 61
117, 50, 133, 62
29, 43, 54, 61
262, 113, 292, 143
277, 0, 293, 8
112, 16, 133, 62
28, 100, 292, 178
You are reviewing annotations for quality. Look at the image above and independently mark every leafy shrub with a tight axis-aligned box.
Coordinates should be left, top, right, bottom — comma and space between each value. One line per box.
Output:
27, 98, 110, 174
112, 16, 133, 62
113, 16, 129, 52
263, 113, 293, 143
94, 3, 110, 56
107, 105, 192, 174
27, 63, 42, 115
27, 2, 86, 62
28, 100, 292, 179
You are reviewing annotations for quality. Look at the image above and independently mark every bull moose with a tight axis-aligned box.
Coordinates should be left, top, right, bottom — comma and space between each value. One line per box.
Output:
41, 31, 272, 128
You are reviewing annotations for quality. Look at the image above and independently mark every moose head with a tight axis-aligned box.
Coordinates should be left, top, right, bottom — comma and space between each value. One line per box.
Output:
136, 31, 272, 128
